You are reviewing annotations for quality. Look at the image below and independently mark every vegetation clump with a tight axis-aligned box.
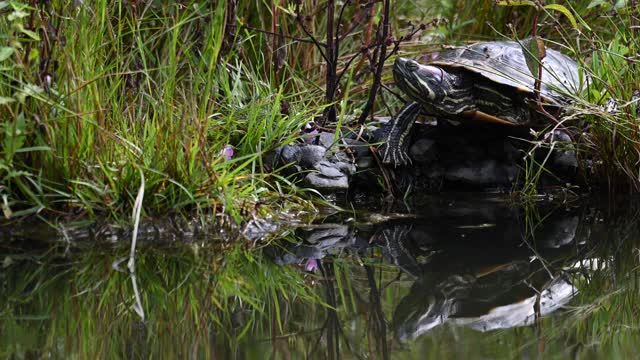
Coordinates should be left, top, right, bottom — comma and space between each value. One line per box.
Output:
0, 0, 639, 222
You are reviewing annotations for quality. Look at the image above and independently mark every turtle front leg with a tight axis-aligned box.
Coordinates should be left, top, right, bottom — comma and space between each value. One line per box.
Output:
380, 101, 421, 166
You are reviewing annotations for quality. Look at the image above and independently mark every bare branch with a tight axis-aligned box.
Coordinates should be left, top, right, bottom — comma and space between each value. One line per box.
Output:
357, 0, 391, 124
294, 4, 330, 64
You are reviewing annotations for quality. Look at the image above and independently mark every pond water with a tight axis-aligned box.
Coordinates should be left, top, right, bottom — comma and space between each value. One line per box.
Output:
2, 194, 640, 359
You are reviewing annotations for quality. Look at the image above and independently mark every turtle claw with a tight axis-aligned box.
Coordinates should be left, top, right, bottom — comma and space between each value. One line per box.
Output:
380, 102, 421, 167
381, 146, 411, 167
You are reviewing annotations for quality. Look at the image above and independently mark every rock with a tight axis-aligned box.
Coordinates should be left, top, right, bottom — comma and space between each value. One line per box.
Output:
305, 160, 351, 190
503, 140, 521, 162
549, 131, 577, 171
271, 140, 357, 192
305, 174, 349, 190
315, 160, 345, 178
445, 160, 511, 185
409, 138, 437, 164
356, 156, 374, 169
277, 144, 326, 168
334, 150, 352, 163
345, 138, 371, 157
540, 130, 577, 177
333, 161, 356, 175
269, 120, 580, 195
318, 132, 337, 149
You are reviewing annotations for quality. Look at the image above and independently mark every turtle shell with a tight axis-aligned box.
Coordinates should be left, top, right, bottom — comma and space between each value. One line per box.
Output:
429, 40, 583, 104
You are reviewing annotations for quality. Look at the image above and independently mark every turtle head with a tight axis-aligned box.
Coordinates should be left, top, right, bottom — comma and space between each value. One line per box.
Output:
393, 58, 472, 115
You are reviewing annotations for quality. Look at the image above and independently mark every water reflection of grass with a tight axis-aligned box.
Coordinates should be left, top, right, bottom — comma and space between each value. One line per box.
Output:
2, 209, 640, 358
0, 241, 323, 358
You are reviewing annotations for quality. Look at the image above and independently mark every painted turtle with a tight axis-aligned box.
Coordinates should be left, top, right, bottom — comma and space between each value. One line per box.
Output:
381, 40, 584, 166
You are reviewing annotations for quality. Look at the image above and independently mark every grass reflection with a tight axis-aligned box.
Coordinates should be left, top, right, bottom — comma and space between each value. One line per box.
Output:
1, 240, 321, 358
2, 201, 640, 359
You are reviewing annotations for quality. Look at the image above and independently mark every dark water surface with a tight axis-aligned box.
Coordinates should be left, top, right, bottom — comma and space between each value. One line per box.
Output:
2, 194, 640, 359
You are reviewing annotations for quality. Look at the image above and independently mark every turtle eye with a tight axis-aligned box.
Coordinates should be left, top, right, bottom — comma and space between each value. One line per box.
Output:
406, 61, 419, 72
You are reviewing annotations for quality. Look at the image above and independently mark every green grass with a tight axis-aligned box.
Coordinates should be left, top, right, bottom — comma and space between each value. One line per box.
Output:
1, 0, 640, 222
0, 1, 321, 222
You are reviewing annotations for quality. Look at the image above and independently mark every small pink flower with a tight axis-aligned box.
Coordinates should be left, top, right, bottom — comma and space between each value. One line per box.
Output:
221, 145, 234, 160
304, 129, 319, 144
305, 258, 319, 272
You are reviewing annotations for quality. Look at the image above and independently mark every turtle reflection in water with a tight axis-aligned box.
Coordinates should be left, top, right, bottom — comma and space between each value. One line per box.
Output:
376, 210, 582, 341
391, 261, 576, 341
268, 196, 584, 341
380, 40, 584, 166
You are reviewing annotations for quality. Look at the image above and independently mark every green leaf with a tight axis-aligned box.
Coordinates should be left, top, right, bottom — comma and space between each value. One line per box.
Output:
587, 0, 609, 8
8, 10, 28, 21
1, 195, 11, 219
3, 113, 27, 163
14, 23, 40, 41
28, 48, 39, 62
496, 0, 536, 6
15, 83, 44, 103
15, 146, 51, 153
20, 28, 40, 41
0, 46, 14, 62
573, 10, 593, 31
0, 96, 14, 105
613, 0, 627, 10
521, 37, 546, 81
544, 4, 578, 29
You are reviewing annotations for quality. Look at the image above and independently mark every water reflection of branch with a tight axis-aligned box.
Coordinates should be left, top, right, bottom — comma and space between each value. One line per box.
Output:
519, 210, 555, 280
305, 262, 359, 359
381, 269, 404, 292
129, 170, 145, 319
111, 169, 146, 320
321, 262, 340, 360
364, 264, 389, 360
111, 257, 145, 320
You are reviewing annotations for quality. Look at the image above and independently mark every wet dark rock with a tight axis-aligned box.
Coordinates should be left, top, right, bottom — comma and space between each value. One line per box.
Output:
304, 159, 356, 190
270, 131, 360, 191
270, 119, 583, 194
547, 130, 578, 173
277, 144, 326, 169
537, 216, 579, 248
409, 138, 437, 164
445, 160, 509, 185
315, 160, 345, 178
318, 131, 337, 149
306, 171, 347, 190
